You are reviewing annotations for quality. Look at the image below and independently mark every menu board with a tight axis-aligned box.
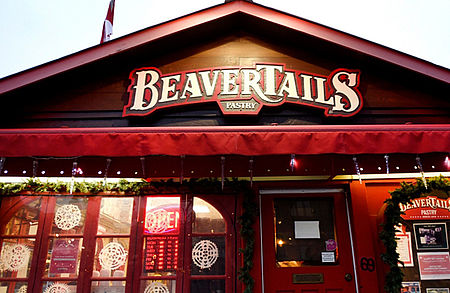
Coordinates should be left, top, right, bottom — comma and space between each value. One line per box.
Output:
49, 239, 79, 274
144, 236, 178, 272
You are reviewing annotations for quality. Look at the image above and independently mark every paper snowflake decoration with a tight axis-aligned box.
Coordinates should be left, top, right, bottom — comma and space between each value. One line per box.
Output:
146, 209, 169, 233
18, 285, 27, 293
99, 242, 128, 270
0, 243, 30, 271
192, 240, 219, 269
54, 204, 81, 230
43, 283, 70, 293
144, 282, 169, 293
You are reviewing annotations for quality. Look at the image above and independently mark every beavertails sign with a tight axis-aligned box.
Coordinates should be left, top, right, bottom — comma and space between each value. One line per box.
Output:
123, 63, 363, 117
400, 196, 450, 220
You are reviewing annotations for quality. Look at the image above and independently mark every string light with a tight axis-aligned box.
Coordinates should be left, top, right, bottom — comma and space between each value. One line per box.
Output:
384, 155, 390, 174
353, 156, 362, 184
221, 156, 225, 191
416, 156, 427, 189
290, 154, 297, 172
140, 157, 146, 178
0, 157, 5, 174
249, 157, 254, 187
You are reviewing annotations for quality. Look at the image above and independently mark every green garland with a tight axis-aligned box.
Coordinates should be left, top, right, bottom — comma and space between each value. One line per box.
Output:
379, 176, 450, 293
0, 177, 257, 292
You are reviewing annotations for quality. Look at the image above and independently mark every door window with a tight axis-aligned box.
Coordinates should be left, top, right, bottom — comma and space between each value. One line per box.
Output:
274, 197, 338, 267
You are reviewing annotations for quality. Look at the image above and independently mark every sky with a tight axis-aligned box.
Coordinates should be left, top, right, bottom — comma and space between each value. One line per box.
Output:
0, 0, 449, 79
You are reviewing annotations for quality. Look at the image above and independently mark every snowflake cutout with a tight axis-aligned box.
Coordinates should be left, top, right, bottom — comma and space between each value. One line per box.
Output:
145, 209, 169, 233
99, 242, 128, 270
192, 240, 219, 269
0, 243, 30, 271
18, 285, 27, 293
54, 204, 81, 230
43, 283, 70, 293
144, 282, 169, 293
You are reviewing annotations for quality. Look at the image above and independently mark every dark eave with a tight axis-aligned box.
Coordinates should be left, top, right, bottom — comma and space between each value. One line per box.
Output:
1, 0, 449, 95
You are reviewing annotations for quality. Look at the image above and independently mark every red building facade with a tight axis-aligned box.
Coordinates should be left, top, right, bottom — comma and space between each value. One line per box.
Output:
0, 1, 449, 292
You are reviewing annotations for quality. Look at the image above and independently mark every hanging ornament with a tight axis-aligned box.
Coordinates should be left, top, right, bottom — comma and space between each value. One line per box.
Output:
352, 156, 362, 184
192, 240, 219, 269
18, 285, 27, 293
54, 204, 81, 230
221, 156, 225, 191
249, 157, 254, 187
140, 157, 146, 178
43, 283, 70, 293
416, 156, 427, 189
0, 243, 30, 272
180, 155, 185, 184
144, 282, 169, 293
145, 209, 169, 233
98, 242, 128, 270
290, 154, 296, 172
0, 157, 5, 174
69, 161, 77, 195
384, 155, 390, 174
104, 158, 111, 186
32, 160, 38, 178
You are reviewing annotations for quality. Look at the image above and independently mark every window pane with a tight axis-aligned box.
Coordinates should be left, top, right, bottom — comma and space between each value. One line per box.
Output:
190, 279, 225, 293
191, 236, 225, 275
42, 281, 76, 293
0, 281, 28, 292
4, 198, 41, 236
91, 280, 125, 293
51, 197, 88, 235
44, 238, 82, 278
274, 197, 338, 267
0, 238, 34, 278
145, 197, 180, 235
141, 280, 176, 293
192, 198, 225, 234
97, 197, 134, 235
93, 238, 129, 277
142, 236, 178, 276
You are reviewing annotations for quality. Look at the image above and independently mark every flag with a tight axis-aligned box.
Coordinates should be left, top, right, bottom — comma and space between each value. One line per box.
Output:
100, 0, 115, 44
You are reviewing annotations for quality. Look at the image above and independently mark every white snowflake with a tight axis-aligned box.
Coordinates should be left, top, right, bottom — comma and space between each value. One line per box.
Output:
98, 242, 128, 270
18, 285, 27, 293
0, 243, 30, 271
54, 204, 81, 230
144, 282, 169, 293
192, 240, 219, 269
43, 283, 70, 293
145, 209, 169, 233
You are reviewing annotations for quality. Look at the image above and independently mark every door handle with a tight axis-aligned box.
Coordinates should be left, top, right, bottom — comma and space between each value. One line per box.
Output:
344, 273, 353, 282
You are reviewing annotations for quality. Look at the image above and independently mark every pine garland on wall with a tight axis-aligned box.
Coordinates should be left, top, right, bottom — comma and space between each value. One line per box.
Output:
379, 176, 450, 293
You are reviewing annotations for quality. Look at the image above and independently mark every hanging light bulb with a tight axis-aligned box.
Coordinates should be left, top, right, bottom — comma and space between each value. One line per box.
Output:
445, 156, 450, 170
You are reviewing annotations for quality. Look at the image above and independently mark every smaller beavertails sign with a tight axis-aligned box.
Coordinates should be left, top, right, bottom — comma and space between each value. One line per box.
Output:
123, 63, 363, 117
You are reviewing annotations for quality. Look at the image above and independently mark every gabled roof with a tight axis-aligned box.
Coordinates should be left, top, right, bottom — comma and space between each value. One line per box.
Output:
0, 0, 449, 95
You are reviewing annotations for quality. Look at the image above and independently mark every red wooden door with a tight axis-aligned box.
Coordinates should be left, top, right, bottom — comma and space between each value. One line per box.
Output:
261, 191, 357, 293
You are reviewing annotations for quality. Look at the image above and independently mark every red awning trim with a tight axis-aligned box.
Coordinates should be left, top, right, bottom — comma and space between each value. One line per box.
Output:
0, 125, 449, 157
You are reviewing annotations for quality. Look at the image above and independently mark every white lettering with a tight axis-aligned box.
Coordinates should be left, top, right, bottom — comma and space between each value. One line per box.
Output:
129, 69, 160, 110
